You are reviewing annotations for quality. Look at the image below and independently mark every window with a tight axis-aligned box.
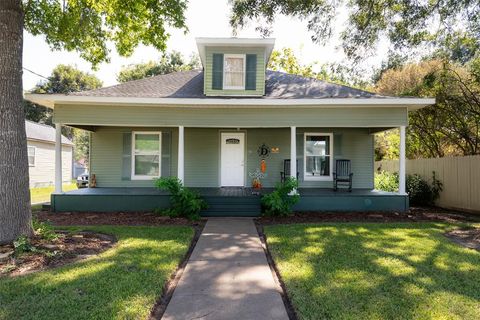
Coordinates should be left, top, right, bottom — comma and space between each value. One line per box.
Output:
304, 133, 333, 180
223, 54, 245, 89
27, 146, 35, 167
131, 132, 161, 180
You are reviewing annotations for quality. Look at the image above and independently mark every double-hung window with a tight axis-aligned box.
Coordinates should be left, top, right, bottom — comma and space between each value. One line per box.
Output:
304, 133, 333, 180
131, 132, 161, 180
223, 54, 246, 89
27, 146, 35, 167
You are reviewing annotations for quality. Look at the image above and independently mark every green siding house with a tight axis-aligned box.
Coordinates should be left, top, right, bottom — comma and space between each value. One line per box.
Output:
26, 37, 434, 215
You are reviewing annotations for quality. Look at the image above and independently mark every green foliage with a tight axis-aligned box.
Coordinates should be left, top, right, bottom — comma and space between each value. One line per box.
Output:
13, 236, 35, 255
376, 59, 480, 158
375, 171, 443, 206
374, 129, 400, 161
23, 0, 188, 67
230, 0, 480, 62
261, 177, 299, 217
117, 51, 200, 82
268, 47, 369, 89
374, 171, 399, 193
32, 218, 58, 241
154, 177, 207, 220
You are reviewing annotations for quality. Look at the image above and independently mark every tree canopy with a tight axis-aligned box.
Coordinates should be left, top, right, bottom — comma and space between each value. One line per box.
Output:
117, 51, 200, 83
23, 0, 188, 67
375, 58, 480, 158
230, 0, 480, 62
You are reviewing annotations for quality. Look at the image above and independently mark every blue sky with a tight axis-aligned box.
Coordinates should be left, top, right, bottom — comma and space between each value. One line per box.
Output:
22, 0, 387, 90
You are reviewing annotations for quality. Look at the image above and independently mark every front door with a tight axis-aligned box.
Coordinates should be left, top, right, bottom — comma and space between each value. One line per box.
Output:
221, 132, 245, 186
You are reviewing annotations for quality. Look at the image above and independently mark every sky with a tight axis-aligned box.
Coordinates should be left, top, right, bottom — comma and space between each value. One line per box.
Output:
22, 0, 388, 91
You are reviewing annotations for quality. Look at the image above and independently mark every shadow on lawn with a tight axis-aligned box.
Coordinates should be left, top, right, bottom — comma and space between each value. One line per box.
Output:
267, 223, 480, 319
0, 226, 192, 320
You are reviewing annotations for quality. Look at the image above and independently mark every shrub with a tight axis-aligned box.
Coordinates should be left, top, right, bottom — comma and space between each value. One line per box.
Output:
13, 236, 36, 255
32, 218, 58, 241
262, 177, 300, 217
374, 170, 399, 192
375, 170, 443, 206
154, 177, 207, 220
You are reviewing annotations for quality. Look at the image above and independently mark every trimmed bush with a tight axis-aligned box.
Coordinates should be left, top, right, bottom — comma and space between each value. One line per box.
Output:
375, 170, 443, 206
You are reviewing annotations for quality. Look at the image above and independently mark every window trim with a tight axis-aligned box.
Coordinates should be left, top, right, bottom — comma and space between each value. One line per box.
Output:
303, 132, 334, 181
223, 53, 246, 90
27, 146, 36, 167
131, 131, 162, 180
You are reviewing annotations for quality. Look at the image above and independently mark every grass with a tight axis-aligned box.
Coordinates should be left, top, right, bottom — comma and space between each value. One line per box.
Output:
30, 183, 77, 204
0, 225, 193, 320
265, 223, 480, 320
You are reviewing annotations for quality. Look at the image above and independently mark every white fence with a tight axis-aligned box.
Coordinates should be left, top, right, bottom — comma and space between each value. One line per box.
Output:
375, 155, 480, 213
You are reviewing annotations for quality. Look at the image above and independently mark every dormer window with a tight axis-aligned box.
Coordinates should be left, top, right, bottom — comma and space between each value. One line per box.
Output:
223, 54, 246, 90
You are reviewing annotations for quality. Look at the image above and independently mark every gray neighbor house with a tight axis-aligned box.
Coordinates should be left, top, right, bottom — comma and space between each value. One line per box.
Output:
26, 37, 434, 215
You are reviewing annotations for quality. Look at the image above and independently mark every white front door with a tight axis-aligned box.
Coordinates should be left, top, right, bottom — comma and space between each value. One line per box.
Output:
221, 132, 245, 186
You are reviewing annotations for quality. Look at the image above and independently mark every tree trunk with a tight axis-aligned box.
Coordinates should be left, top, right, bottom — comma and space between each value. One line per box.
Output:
0, 0, 32, 244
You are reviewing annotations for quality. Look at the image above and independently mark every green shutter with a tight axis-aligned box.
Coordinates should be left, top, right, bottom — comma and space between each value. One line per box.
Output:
121, 133, 131, 180
246, 54, 257, 90
161, 132, 171, 177
212, 53, 223, 90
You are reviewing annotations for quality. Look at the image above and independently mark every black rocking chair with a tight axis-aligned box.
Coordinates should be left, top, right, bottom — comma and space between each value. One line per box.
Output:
280, 159, 299, 182
333, 159, 353, 192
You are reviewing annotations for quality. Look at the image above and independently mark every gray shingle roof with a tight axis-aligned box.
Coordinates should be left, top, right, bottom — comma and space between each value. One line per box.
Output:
71, 70, 384, 99
25, 120, 73, 146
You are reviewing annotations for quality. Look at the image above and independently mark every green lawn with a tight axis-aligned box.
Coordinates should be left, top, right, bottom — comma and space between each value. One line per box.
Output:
0, 225, 193, 320
265, 223, 480, 320
30, 183, 77, 204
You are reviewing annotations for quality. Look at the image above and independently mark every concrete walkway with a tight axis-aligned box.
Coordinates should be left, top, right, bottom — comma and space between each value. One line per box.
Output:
163, 218, 289, 320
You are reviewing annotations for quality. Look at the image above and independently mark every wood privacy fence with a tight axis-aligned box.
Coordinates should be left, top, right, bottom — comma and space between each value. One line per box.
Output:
375, 155, 480, 213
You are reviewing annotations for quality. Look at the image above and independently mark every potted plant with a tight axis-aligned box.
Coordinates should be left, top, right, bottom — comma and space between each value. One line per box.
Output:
249, 168, 266, 193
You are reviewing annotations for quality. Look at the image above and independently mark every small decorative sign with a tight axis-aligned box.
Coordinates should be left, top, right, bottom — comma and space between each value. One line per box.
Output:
271, 147, 280, 153
226, 138, 240, 144
257, 143, 270, 158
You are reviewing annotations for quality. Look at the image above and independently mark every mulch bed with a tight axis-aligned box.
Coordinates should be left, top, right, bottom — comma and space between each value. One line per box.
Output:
257, 206, 480, 225
445, 228, 480, 251
0, 231, 116, 277
35, 211, 203, 226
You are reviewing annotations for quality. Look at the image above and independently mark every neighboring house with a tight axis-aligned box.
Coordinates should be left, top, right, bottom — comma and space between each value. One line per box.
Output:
25, 120, 73, 187
26, 37, 434, 214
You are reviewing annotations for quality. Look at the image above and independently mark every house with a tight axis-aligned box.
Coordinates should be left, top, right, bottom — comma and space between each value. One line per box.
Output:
25, 120, 73, 188
25, 37, 434, 214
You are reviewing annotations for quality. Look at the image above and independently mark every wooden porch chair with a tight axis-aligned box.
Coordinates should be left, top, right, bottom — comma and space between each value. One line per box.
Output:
333, 159, 353, 191
280, 159, 299, 182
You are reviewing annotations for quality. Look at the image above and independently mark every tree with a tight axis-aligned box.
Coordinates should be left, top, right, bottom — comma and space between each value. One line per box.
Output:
24, 65, 102, 166
268, 47, 369, 89
230, 0, 480, 62
117, 51, 200, 82
375, 59, 480, 158
0, 0, 188, 244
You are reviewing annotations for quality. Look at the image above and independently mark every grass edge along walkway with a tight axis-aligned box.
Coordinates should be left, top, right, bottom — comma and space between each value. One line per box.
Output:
0, 225, 194, 320
265, 222, 480, 320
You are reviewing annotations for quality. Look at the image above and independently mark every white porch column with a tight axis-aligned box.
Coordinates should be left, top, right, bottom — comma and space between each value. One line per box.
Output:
290, 126, 297, 179
55, 123, 63, 193
177, 126, 185, 184
399, 125, 406, 194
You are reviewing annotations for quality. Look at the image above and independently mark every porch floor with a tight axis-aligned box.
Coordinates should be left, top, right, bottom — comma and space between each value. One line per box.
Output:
62, 187, 398, 197
51, 187, 408, 215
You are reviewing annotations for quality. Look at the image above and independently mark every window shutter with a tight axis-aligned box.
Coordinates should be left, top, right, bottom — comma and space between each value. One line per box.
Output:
121, 133, 132, 180
245, 54, 257, 90
161, 132, 171, 177
212, 53, 223, 90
